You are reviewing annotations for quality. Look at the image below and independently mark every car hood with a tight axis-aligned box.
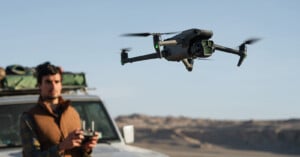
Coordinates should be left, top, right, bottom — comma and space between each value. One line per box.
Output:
0, 143, 169, 157
92, 143, 169, 157
0, 147, 21, 157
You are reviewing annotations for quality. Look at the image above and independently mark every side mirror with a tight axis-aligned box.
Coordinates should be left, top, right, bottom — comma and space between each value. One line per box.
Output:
122, 125, 134, 144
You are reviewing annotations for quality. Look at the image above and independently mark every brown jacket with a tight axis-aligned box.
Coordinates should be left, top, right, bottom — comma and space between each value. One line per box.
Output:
27, 97, 83, 157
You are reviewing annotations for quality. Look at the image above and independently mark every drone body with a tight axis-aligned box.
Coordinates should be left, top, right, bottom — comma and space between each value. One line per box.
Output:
121, 28, 259, 71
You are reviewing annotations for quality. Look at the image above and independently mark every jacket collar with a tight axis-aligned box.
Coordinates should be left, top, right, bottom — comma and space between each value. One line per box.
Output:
37, 96, 70, 116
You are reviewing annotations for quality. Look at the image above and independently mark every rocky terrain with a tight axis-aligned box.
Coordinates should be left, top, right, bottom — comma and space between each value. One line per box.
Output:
115, 114, 300, 156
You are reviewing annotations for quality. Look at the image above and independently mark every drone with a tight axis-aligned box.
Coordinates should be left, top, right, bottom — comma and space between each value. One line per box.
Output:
120, 28, 259, 71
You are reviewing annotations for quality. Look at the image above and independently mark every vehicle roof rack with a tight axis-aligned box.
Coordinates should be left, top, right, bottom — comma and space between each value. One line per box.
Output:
0, 72, 88, 97
0, 86, 88, 97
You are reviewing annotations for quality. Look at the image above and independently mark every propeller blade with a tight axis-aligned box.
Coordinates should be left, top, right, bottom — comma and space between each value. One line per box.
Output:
121, 48, 131, 53
243, 38, 261, 45
121, 31, 178, 37
122, 33, 152, 37
161, 32, 179, 35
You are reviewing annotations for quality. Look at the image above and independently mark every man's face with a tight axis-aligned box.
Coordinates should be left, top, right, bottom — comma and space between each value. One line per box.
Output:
39, 73, 62, 101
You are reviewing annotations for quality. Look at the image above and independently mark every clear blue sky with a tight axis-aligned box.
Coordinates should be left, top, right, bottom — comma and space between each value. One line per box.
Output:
1, 0, 299, 120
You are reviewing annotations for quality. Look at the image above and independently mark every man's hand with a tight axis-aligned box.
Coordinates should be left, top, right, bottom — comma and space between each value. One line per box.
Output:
81, 132, 99, 153
59, 129, 84, 151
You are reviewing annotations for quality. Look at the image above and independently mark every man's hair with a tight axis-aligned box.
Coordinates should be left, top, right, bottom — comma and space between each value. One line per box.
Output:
36, 61, 62, 84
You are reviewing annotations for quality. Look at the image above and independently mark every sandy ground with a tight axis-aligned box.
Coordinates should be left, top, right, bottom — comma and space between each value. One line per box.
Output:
134, 142, 300, 157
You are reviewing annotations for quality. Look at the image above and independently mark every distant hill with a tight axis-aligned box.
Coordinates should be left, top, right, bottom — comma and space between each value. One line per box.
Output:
115, 114, 300, 155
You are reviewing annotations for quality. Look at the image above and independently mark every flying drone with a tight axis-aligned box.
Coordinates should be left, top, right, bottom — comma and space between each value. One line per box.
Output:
120, 28, 259, 71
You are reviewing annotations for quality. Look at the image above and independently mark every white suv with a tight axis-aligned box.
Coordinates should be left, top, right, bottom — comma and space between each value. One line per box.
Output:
0, 91, 168, 157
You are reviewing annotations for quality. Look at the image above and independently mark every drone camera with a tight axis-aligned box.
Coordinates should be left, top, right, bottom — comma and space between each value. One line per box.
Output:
189, 39, 214, 58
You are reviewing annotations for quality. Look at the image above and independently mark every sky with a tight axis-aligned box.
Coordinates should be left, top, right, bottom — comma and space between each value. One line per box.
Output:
1, 0, 300, 120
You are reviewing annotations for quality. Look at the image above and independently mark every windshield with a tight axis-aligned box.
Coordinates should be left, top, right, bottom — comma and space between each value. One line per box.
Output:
0, 100, 119, 148
72, 101, 120, 142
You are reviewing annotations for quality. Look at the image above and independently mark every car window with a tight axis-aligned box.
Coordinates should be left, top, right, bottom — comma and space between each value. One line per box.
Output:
0, 103, 34, 147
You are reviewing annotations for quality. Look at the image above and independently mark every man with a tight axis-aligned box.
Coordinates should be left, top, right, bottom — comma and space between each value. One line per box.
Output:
20, 62, 98, 157
0, 67, 5, 88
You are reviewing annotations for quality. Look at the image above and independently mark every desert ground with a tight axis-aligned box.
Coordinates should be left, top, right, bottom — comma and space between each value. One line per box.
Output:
116, 114, 300, 157
133, 142, 299, 157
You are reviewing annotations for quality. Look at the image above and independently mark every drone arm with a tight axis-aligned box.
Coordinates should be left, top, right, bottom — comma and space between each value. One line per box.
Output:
214, 44, 239, 55
122, 53, 161, 64
213, 44, 247, 66
159, 40, 178, 46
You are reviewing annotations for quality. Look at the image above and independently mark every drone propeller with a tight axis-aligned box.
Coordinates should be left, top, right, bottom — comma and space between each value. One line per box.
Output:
159, 32, 178, 35
121, 48, 131, 53
120, 48, 132, 65
122, 33, 152, 37
122, 32, 178, 37
241, 38, 260, 46
237, 38, 260, 66
238, 38, 260, 50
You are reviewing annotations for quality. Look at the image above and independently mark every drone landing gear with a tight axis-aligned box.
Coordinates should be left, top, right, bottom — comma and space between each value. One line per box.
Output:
182, 58, 193, 72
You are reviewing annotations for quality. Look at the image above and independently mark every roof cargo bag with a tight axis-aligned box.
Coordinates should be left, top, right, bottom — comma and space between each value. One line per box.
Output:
62, 72, 87, 87
2, 75, 37, 90
1, 72, 87, 90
